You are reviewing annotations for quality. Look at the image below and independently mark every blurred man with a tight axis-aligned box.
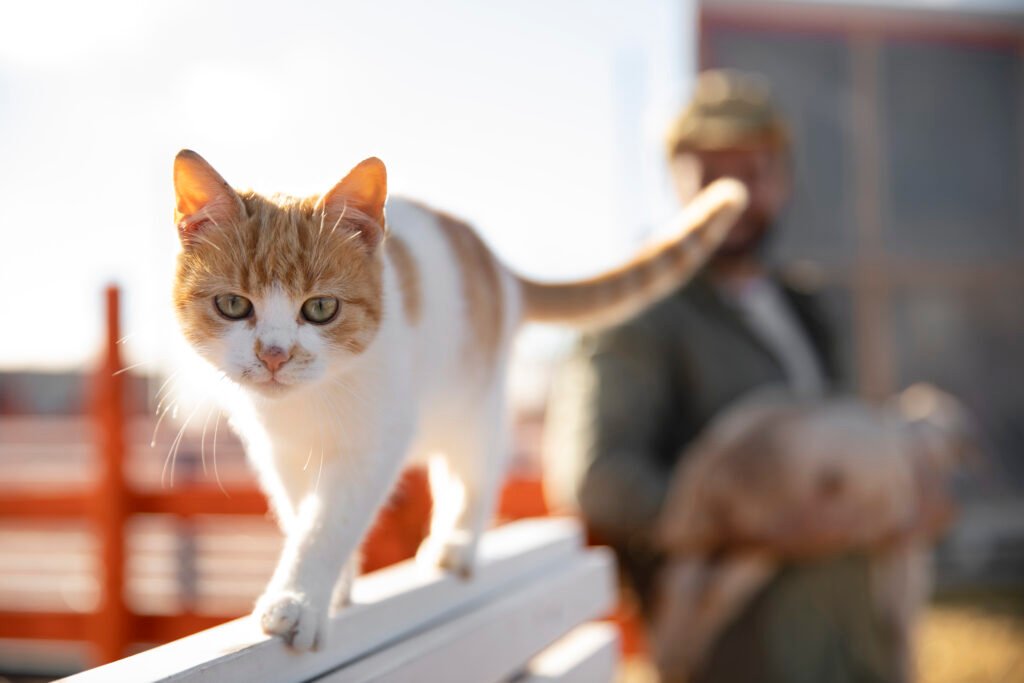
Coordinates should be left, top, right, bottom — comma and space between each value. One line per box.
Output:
546, 70, 903, 682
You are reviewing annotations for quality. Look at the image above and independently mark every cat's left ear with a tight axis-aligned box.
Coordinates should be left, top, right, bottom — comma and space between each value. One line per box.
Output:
173, 149, 245, 244
319, 157, 388, 250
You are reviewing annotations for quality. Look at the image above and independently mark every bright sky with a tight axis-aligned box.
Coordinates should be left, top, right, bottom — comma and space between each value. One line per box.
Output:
0, 0, 697, 373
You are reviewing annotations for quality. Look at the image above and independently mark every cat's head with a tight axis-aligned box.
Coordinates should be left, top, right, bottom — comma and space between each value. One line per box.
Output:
171, 150, 387, 397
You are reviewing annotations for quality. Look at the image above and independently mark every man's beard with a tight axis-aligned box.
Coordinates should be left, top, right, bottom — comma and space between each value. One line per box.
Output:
712, 211, 775, 264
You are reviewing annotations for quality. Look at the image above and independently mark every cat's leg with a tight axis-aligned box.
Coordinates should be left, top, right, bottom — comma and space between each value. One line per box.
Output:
253, 463, 300, 534
244, 440, 300, 533
417, 387, 509, 578
330, 552, 362, 610
255, 430, 412, 651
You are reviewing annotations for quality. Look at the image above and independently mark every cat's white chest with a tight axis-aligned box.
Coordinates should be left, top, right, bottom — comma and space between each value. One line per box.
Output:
256, 385, 363, 460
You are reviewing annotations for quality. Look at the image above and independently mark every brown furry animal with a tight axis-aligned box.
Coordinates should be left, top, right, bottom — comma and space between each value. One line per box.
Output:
652, 384, 971, 682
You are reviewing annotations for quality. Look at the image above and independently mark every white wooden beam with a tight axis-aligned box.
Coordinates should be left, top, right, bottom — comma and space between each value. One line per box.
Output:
311, 549, 616, 683
513, 622, 620, 683
58, 518, 587, 683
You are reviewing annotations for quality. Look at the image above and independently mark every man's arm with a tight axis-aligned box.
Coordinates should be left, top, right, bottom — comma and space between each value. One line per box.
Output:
545, 320, 678, 546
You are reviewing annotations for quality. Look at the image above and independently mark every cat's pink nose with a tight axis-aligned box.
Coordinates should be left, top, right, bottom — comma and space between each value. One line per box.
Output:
257, 345, 290, 373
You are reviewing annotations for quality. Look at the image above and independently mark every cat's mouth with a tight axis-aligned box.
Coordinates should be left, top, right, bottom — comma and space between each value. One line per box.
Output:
244, 372, 296, 396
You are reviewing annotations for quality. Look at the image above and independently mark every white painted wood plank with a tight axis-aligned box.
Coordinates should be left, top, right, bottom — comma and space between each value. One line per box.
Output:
58, 518, 584, 683
311, 548, 616, 683
512, 622, 620, 683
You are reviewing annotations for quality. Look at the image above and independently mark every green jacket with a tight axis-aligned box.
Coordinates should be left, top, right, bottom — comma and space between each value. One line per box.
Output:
546, 272, 902, 683
550, 272, 836, 557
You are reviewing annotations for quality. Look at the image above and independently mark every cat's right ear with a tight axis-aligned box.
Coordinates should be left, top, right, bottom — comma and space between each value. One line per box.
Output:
173, 150, 245, 244
318, 157, 388, 250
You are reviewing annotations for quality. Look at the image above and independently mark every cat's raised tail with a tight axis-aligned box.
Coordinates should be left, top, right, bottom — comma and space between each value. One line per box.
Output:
517, 178, 747, 330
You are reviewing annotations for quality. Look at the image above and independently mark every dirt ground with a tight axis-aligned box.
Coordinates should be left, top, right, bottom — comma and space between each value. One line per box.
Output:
618, 590, 1024, 683
916, 591, 1024, 683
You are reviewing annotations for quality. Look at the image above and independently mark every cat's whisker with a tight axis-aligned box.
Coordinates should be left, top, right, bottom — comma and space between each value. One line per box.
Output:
151, 401, 175, 448
328, 201, 348, 236
199, 405, 214, 477
208, 206, 247, 250
301, 395, 318, 473
155, 390, 173, 418
159, 426, 179, 487
317, 394, 338, 484
162, 404, 199, 488
153, 370, 181, 406
313, 398, 329, 495
315, 444, 326, 493
195, 213, 229, 249
308, 394, 335, 495
212, 409, 229, 497
309, 393, 329, 479
190, 231, 223, 253
112, 360, 148, 377
153, 375, 186, 427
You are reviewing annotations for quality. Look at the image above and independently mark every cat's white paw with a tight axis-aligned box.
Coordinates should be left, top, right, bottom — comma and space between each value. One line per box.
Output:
416, 533, 478, 579
255, 590, 323, 651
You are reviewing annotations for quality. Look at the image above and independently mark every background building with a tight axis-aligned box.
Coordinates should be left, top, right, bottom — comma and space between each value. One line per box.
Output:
696, 0, 1024, 586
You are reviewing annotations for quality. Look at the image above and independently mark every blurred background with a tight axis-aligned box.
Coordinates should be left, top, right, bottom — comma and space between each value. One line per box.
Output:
0, 0, 1021, 681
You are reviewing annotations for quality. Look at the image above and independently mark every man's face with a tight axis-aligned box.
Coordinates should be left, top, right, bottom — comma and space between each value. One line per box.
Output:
671, 146, 790, 260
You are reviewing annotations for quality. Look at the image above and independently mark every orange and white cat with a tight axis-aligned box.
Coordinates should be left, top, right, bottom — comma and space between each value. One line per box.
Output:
171, 150, 746, 650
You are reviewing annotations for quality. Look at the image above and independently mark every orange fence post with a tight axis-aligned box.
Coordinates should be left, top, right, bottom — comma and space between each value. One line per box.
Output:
0, 285, 576, 662
91, 284, 130, 664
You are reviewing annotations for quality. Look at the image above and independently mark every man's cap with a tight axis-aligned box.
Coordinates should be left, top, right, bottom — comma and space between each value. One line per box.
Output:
666, 69, 789, 157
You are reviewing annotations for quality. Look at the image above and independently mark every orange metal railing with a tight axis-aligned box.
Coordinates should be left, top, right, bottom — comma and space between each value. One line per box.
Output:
0, 285, 550, 666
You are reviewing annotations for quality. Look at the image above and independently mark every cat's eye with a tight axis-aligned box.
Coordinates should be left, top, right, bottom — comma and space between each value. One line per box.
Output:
301, 296, 339, 324
214, 294, 253, 320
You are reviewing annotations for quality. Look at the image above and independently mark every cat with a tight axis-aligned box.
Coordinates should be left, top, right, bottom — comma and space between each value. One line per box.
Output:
651, 384, 970, 682
170, 149, 747, 650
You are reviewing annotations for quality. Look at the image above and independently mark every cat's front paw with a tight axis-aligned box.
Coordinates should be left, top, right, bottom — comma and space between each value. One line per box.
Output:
416, 533, 478, 579
255, 590, 324, 651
